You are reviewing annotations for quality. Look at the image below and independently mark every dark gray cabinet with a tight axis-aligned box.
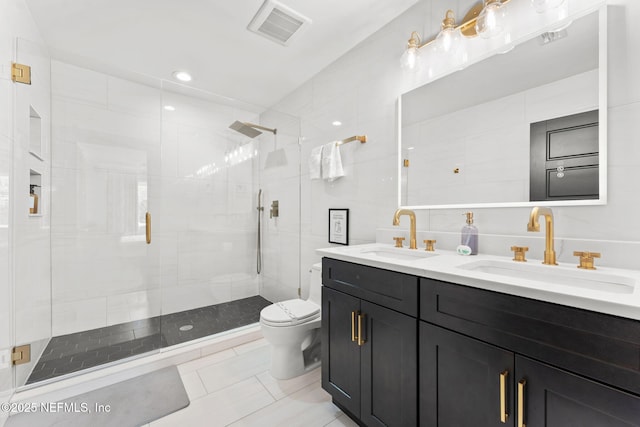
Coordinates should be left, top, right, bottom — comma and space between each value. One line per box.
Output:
421, 322, 640, 427
322, 286, 361, 417
420, 322, 515, 427
420, 277, 640, 427
517, 356, 640, 427
322, 259, 417, 426
322, 258, 640, 427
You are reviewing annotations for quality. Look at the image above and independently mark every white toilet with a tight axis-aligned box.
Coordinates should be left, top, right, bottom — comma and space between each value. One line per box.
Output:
260, 263, 322, 379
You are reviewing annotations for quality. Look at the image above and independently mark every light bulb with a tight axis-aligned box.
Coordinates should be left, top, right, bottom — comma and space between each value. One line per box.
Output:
475, 0, 507, 39
400, 46, 420, 71
400, 31, 422, 71
531, 0, 565, 13
436, 10, 461, 54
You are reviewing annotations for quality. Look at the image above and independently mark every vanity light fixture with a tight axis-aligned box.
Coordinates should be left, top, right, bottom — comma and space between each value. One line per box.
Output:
172, 71, 192, 82
332, 120, 342, 127
400, 2, 504, 71
475, 0, 508, 39
163, 105, 176, 111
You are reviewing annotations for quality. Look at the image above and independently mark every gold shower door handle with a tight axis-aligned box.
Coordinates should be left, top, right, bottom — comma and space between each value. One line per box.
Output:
518, 379, 527, 427
145, 212, 151, 244
351, 311, 357, 342
357, 313, 366, 346
500, 370, 509, 423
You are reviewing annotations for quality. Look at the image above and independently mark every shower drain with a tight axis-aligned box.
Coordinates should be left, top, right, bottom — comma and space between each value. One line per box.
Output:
179, 325, 194, 331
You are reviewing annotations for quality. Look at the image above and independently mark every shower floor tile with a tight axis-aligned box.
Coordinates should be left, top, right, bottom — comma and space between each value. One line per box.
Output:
27, 295, 272, 385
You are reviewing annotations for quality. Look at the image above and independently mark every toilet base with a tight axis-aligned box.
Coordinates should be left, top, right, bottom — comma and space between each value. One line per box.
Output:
268, 329, 321, 380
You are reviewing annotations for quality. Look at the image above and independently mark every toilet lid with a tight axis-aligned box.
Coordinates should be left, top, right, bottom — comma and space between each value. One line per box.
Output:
260, 299, 320, 326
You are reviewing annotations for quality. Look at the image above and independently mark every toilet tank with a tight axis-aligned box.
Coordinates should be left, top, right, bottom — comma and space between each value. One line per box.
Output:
307, 263, 322, 305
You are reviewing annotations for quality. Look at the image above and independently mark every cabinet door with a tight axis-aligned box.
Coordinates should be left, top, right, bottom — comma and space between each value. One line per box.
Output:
322, 287, 361, 417
360, 301, 417, 427
516, 356, 640, 427
420, 322, 515, 427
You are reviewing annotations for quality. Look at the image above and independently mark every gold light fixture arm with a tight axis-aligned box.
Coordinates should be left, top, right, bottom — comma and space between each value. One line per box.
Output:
405, 0, 511, 50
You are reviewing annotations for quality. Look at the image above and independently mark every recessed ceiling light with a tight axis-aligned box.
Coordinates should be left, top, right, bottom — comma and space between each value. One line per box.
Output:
332, 120, 342, 126
172, 71, 192, 82
164, 105, 176, 111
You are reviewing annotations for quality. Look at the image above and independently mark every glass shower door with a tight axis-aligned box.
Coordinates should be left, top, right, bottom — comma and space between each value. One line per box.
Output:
28, 62, 165, 385
11, 38, 53, 388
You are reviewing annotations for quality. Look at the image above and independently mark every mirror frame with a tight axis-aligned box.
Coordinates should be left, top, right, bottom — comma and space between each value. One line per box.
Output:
397, 4, 607, 210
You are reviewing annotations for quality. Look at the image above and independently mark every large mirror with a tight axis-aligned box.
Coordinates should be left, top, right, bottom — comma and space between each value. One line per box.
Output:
399, 7, 606, 209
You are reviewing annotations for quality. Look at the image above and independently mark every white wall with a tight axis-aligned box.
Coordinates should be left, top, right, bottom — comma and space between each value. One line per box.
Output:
265, 0, 637, 297
0, 0, 52, 418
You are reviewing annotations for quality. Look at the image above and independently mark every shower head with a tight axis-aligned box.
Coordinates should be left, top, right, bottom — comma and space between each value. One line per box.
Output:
229, 121, 277, 138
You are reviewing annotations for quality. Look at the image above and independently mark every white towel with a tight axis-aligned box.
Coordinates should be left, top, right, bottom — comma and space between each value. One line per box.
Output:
321, 142, 344, 181
309, 145, 323, 180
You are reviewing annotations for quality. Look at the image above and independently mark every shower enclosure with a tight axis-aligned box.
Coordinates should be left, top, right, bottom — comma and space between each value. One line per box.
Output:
7, 53, 302, 389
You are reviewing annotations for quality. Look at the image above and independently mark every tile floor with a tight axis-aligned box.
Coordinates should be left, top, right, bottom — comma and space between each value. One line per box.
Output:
145, 338, 358, 427
28, 296, 271, 384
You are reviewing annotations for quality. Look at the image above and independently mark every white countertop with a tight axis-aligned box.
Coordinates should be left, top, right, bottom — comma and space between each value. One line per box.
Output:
317, 243, 640, 321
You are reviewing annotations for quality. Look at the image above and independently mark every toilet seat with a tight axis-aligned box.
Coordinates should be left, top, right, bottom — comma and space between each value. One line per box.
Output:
261, 299, 320, 327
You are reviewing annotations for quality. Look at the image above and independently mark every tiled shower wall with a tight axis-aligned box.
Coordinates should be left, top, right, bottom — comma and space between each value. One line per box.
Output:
265, 0, 640, 284
50, 62, 265, 336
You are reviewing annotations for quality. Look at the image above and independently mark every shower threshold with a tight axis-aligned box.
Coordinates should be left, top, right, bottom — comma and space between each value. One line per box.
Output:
26, 295, 271, 385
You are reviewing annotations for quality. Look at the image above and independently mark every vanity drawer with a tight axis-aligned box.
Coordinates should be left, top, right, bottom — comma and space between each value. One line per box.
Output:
420, 278, 640, 396
322, 258, 418, 317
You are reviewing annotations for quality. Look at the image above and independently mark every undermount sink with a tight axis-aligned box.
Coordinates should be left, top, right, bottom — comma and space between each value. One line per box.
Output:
458, 260, 636, 294
359, 246, 439, 261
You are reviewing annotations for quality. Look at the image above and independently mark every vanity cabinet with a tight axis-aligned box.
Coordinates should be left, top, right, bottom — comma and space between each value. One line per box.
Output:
420, 322, 515, 427
421, 323, 640, 427
321, 258, 417, 426
322, 258, 640, 426
420, 277, 640, 427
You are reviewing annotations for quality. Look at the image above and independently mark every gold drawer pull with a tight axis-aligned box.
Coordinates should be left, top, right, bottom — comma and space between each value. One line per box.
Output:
518, 379, 527, 427
357, 313, 366, 346
351, 311, 357, 342
500, 370, 509, 423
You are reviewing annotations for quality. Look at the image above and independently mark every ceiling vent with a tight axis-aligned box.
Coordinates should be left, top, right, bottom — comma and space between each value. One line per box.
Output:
248, 0, 312, 46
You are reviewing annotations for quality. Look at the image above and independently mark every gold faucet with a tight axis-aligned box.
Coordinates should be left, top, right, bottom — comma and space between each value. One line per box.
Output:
393, 209, 417, 249
527, 207, 558, 265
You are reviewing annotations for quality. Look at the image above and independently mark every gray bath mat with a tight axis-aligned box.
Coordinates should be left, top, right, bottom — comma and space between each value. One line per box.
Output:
7, 366, 189, 427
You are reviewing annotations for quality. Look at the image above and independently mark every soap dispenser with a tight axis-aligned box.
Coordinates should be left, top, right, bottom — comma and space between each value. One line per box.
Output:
460, 212, 478, 255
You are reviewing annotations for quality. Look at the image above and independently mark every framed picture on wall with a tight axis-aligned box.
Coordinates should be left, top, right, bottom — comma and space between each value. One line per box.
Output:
328, 209, 349, 245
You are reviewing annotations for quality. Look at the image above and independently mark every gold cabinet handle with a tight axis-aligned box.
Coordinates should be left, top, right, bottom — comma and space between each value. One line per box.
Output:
357, 313, 366, 346
351, 311, 357, 342
145, 212, 151, 244
500, 370, 509, 423
518, 379, 527, 427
